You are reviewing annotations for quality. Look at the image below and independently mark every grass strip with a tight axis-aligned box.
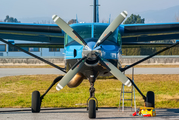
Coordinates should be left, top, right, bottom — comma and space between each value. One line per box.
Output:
0, 74, 178, 108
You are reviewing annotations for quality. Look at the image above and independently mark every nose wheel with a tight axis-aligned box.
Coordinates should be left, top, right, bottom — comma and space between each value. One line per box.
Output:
87, 89, 98, 119
88, 99, 96, 118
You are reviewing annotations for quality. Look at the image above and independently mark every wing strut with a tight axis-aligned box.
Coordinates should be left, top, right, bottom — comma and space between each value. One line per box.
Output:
0, 38, 66, 73
120, 42, 179, 72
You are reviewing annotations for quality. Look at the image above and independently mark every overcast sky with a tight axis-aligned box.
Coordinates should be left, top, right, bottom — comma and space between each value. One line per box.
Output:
1, 0, 179, 22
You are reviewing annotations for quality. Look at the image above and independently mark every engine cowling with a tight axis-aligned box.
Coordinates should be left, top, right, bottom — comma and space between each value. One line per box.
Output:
67, 73, 85, 88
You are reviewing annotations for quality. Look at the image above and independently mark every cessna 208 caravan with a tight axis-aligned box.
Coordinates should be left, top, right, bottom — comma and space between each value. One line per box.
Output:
0, 1, 179, 119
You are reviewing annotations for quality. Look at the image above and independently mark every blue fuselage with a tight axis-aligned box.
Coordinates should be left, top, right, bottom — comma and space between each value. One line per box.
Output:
64, 23, 122, 77
64, 23, 122, 60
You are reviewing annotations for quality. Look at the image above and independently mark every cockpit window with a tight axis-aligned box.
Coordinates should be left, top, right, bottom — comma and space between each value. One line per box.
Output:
94, 24, 118, 43
65, 24, 119, 46
67, 25, 92, 44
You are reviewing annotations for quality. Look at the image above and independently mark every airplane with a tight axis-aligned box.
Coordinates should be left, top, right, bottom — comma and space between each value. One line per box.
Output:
0, 0, 179, 119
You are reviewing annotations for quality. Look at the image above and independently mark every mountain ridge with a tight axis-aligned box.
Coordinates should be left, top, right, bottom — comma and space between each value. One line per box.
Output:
135, 5, 179, 23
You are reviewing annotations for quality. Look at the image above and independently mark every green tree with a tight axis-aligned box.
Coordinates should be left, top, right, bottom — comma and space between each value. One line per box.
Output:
4, 15, 21, 23
68, 19, 77, 25
124, 14, 145, 24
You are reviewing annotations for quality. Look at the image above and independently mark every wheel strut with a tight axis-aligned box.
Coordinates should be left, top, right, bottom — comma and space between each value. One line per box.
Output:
40, 76, 63, 101
128, 77, 146, 101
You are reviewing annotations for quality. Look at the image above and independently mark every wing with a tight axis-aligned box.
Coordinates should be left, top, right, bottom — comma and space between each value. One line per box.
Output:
120, 22, 179, 47
122, 42, 179, 48
0, 22, 64, 47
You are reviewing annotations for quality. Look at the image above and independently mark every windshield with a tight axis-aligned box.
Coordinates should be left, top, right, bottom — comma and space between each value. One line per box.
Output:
65, 24, 119, 46
94, 24, 118, 43
67, 25, 92, 44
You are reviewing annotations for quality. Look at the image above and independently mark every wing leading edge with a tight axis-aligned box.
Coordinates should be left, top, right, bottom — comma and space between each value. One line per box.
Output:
0, 22, 64, 44
120, 22, 179, 43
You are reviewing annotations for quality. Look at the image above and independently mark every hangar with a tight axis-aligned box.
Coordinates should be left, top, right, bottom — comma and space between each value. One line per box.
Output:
0, 40, 64, 57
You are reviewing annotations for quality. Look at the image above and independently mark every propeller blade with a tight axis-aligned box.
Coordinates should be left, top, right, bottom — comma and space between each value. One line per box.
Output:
52, 15, 90, 50
99, 57, 131, 87
94, 11, 127, 48
56, 57, 86, 91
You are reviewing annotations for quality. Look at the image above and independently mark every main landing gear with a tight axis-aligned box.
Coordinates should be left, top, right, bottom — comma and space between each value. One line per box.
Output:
31, 76, 63, 113
128, 77, 155, 108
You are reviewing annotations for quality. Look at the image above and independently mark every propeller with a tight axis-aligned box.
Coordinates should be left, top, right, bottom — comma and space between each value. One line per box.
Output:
53, 11, 130, 91
94, 11, 128, 48
56, 57, 87, 91
98, 56, 131, 87
52, 15, 91, 50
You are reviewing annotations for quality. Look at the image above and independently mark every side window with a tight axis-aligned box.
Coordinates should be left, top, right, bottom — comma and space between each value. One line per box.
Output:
0, 44, 6, 52
64, 33, 68, 46
117, 32, 122, 46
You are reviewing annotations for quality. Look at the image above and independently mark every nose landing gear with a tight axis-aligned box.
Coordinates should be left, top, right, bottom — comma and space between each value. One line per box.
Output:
87, 74, 98, 119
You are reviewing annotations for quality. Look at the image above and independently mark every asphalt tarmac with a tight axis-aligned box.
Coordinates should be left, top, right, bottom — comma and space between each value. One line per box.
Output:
0, 68, 179, 78
0, 108, 179, 120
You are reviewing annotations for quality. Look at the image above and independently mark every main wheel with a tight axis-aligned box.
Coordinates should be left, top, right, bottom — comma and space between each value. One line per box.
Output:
88, 99, 96, 119
31, 91, 41, 113
145, 91, 155, 108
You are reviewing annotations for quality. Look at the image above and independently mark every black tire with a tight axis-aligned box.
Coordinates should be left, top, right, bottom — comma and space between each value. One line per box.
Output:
145, 91, 155, 108
88, 99, 96, 119
31, 91, 41, 113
